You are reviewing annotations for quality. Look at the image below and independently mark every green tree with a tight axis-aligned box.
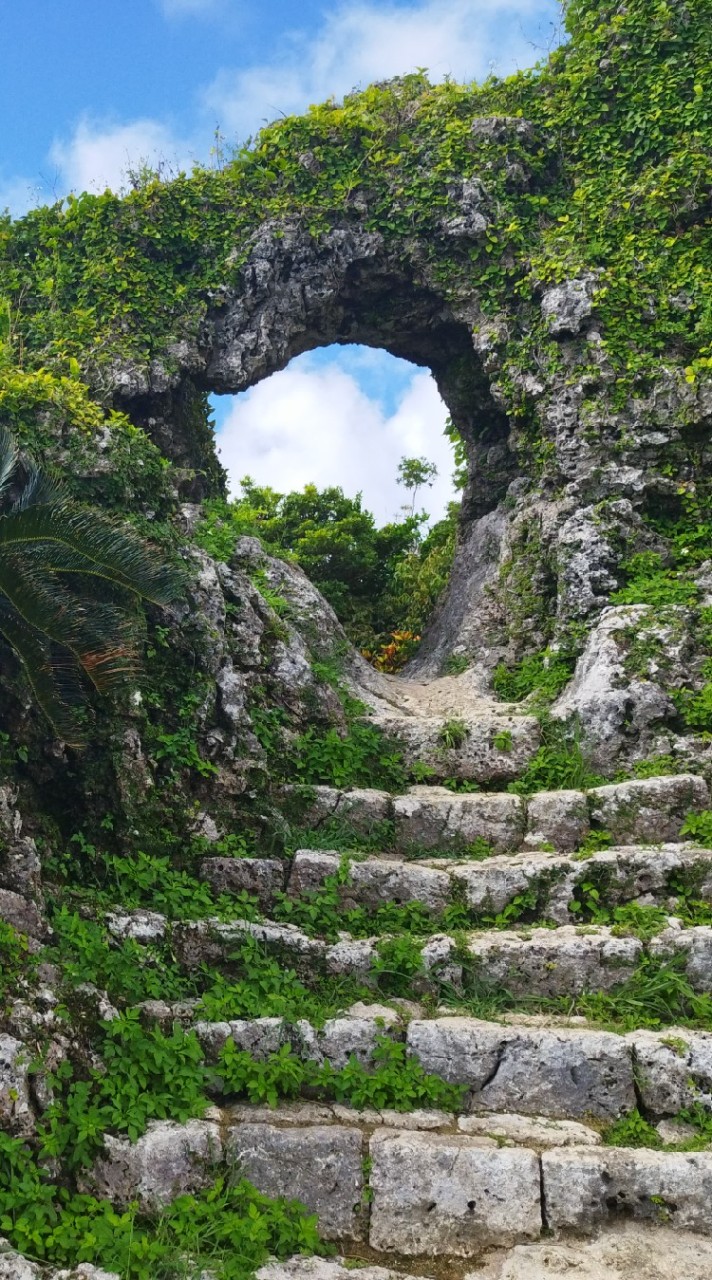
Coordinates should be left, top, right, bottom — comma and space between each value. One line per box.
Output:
396, 456, 438, 516
0, 427, 181, 746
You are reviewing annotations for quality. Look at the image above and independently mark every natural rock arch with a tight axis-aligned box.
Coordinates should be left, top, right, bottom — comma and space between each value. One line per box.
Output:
111, 217, 523, 675
3, 7, 711, 702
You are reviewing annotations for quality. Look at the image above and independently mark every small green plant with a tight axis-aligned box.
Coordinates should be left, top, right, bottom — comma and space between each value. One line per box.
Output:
492, 648, 575, 705
372, 935, 425, 997
508, 717, 604, 795
493, 729, 513, 752
681, 809, 712, 848
217, 1036, 465, 1113
0, 1131, 324, 1279
628, 754, 681, 780
603, 1109, 662, 1149
611, 552, 699, 608
148, 692, 218, 779
575, 828, 614, 857
443, 654, 470, 676
0, 921, 32, 1008
438, 718, 469, 750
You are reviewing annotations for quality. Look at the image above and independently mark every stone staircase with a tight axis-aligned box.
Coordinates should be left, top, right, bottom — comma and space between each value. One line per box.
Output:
6, 705, 712, 1277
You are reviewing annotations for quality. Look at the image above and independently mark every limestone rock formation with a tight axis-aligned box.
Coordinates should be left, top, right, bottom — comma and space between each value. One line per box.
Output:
1, 2, 712, 1277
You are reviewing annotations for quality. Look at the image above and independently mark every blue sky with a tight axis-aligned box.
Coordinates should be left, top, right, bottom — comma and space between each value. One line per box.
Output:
1, 0, 563, 522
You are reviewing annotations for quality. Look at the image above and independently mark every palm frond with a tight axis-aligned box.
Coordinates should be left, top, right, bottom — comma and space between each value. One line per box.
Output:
0, 428, 183, 746
0, 599, 88, 747
0, 558, 140, 689
0, 425, 20, 507
0, 501, 183, 603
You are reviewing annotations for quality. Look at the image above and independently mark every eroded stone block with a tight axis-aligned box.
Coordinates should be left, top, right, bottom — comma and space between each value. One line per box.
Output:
368, 1129, 541, 1254
226, 1122, 365, 1240
543, 1148, 712, 1234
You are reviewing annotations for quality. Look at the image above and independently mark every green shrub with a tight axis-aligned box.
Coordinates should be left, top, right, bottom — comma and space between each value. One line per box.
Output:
0, 1131, 323, 1279
217, 1036, 465, 1113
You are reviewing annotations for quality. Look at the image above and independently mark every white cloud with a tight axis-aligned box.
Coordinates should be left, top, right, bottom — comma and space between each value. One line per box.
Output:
34, 1, 558, 201
215, 359, 455, 525
204, 0, 559, 136
0, 175, 47, 218
49, 117, 196, 196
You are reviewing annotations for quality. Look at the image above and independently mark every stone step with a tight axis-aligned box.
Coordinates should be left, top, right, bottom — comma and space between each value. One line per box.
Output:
134, 1002, 712, 1125
284, 840, 712, 923
113, 897, 712, 999
366, 710, 541, 782
79, 1105, 712, 1254
256, 1235, 712, 1280
273, 774, 710, 863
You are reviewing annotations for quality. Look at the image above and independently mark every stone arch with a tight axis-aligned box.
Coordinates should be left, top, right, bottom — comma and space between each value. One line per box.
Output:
114, 218, 520, 669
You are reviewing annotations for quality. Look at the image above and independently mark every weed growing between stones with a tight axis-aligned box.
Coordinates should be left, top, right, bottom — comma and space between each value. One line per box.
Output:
218, 1037, 465, 1112
449, 953, 712, 1034
507, 717, 605, 795
604, 1106, 712, 1153
0, 1139, 325, 1279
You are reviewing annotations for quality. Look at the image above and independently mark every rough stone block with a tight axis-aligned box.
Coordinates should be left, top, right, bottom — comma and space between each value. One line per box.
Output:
465, 926, 641, 997
450, 853, 567, 916
474, 1224, 712, 1279
458, 1112, 601, 1148
289, 850, 452, 913
524, 789, 589, 852
226, 1123, 365, 1239
407, 1018, 635, 1119
257, 1260, 420, 1280
543, 1147, 712, 1234
393, 787, 525, 854
588, 775, 709, 844
281, 785, 393, 835
200, 856, 286, 909
0, 888, 45, 939
105, 909, 167, 943
380, 714, 540, 784
172, 917, 326, 973
195, 1016, 287, 1063
325, 937, 377, 979
650, 926, 712, 992
318, 1016, 397, 1069
0, 1241, 42, 1279
631, 1028, 712, 1116
545, 845, 712, 926
368, 1129, 541, 1254
0, 1034, 34, 1135
83, 1119, 223, 1209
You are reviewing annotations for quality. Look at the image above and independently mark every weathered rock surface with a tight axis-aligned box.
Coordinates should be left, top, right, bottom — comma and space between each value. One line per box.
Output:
82, 1119, 223, 1209
631, 1028, 712, 1115
368, 713, 540, 782
458, 1112, 601, 1148
394, 787, 525, 853
407, 1018, 636, 1119
588, 775, 708, 844
226, 1123, 365, 1239
523, 788, 590, 852
257, 1263, 418, 1280
465, 926, 641, 997
553, 607, 697, 771
0, 1034, 34, 1135
476, 1224, 712, 1279
542, 1147, 712, 1234
199, 856, 286, 908
368, 1130, 541, 1253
